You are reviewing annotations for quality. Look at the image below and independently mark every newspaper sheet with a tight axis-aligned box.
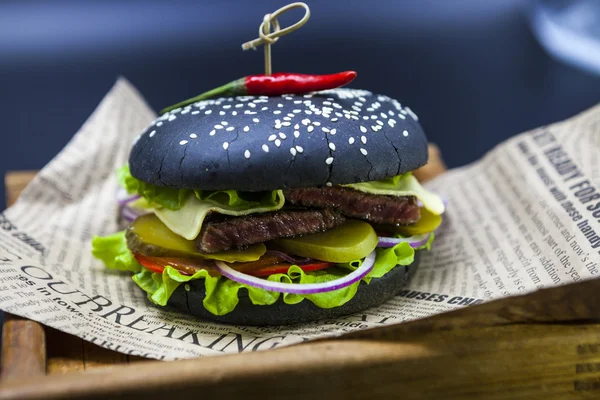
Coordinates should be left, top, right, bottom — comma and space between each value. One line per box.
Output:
1, 79, 599, 360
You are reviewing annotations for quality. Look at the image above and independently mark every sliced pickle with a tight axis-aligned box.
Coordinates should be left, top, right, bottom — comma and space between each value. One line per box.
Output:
271, 220, 378, 263
127, 214, 265, 262
387, 208, 442, 236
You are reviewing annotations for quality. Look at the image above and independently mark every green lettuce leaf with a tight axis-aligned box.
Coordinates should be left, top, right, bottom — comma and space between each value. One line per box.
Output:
128, 238, 430, 316
117, 165, 285, 239
91, 232, 142, 273
117, 165, 190, 210
344, 173, 445, 215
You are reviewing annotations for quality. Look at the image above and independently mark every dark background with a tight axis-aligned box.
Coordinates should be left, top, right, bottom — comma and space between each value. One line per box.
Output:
1, 0, 600, 349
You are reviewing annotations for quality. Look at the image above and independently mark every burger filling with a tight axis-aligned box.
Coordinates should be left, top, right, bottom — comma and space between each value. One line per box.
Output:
92, 165, 445, 316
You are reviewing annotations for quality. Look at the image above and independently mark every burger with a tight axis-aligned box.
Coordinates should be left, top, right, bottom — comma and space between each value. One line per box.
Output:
92, 85, 445, 325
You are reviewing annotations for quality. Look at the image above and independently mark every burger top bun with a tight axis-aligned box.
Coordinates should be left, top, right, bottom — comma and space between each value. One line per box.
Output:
129, 88, 428, 191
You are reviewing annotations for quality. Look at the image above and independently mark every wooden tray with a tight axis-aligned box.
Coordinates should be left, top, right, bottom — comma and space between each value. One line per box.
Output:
2, 145, 600, 399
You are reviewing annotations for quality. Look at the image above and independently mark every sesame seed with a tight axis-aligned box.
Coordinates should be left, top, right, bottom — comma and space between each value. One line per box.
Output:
361, 136, 367, 144
210, 130, 216, 136
282, 121, 291, 127
326, 182, 333, 187
403, 130, 409, 137
284, 116, 291, 121
294, 100, 302, 104
190, 133, 197, 139
360, 148, 368, 156
205, 110, 212, 115
273, 110, 282, 115
221, 121, 228, 126
232, 111, 238, 116
223, 105, 232, 109
288, 113, 295, 118
244, 150, 251, 159
179, 140, 188, 145
243, 126, 250, 132
389, 110, 395, 116
313, 121, 321, 126
371, 126, 378, 131
349, 137, 355, 144
330, 128, 337, 135
325, 157, 334, 165
223, 142, 229, 150
294, 131, 300, 138
253, 118, 260, 123
362, 116, 369, 120
376, 120, 384, 126
305, 110, 312, 115
219, 111, 225, 116
149, 130, 156, 137
275, 139, 281, 147
290, 148, 297, 156
215, 124, 223, 129
293, 109, 302, 113
322, 127, 330, 133
262, 144, 269, 153
279, 132, 287, 139
262, 107, 269, 111
236, 103, 245, 108
268, 135, 277, 141
296, 145, 304, 153
360, 126, 367, 133
331, 118, 338, 122
388, 120, 395, 127
380, 112, 388, 119
405, 107, 419, 121
354, 101, 363, 106
302, 119, 310, 126
307, 126, 314, 133
329, 142, 336, 151
192, 111, 200, 115
278, 103, 284, 108
168, 115, 177, 121
294, 124, 300, 129
226, 127, 235, 132
352, 106, 361, 112
367, 108, 374, 112
323, 101, 332, 106
371, 115, 377, 120
398, 114, 406, 120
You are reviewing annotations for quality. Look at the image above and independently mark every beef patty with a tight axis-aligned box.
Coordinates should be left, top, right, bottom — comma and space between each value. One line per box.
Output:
283, 187, 420, 225
196, 209, 345, 253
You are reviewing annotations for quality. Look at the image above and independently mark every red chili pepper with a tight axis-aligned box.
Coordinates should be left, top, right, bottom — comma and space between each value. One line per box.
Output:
160, 71, 357, 114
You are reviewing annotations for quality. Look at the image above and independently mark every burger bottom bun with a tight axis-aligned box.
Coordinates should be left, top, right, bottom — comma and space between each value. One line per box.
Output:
159, 254, 420, 326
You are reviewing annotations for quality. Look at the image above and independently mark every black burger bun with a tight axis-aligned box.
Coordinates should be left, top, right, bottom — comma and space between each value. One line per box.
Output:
130, 88, 428, 191
164, 254, 419, 326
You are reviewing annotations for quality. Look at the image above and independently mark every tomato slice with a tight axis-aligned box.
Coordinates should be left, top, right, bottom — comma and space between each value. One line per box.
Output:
249, 262, 332, 277
134, 254, 332, 277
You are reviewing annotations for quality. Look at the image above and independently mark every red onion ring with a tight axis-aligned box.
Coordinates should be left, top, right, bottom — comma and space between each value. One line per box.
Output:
215, 251, 376, 294
377, 233, 431, 248
118, 194, 141, 206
